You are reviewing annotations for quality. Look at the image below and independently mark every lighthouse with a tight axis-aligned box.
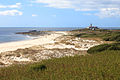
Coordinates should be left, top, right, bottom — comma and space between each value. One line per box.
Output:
87, 24, 99, 30
90, 24, 92, 27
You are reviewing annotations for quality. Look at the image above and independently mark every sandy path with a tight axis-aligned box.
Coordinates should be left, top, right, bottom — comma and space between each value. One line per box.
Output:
0, 31, 67, 53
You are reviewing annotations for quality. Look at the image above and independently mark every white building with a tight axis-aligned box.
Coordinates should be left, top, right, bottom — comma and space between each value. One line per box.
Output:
87, 24, 99, 30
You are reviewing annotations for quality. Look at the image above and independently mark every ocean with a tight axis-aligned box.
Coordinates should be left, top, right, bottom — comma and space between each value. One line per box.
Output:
0, 27, 120, 43
0, 27, 80, 43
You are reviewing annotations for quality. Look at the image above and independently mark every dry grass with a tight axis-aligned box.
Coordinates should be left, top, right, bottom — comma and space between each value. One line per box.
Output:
0, 50, 120, 80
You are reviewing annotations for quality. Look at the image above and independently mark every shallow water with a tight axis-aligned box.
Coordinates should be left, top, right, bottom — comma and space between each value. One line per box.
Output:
0, 27, 119, 43
0, 27, 80, 43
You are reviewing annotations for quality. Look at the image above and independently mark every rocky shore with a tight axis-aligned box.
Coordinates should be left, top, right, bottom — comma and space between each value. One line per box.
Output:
16, 30, 50, 36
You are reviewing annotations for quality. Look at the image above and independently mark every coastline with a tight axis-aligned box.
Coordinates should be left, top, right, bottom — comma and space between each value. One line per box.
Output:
0, 30, 101, 67
0, 31, 67, 53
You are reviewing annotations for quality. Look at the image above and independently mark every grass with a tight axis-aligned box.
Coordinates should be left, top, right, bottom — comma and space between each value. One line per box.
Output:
0, 50, 120, 80
87, 43, 120, 54
0, 29, 120, 80
73, 29, 120, 42
103, 32, 120, 42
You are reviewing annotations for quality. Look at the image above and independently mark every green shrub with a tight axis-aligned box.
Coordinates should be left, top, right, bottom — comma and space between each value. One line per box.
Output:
75, 33, 97, 38
103, 37, 110, 41
87, 43, 120, 54
103, 32, 120, 42
32, 64, 47, 71
73, 29, 120, 42
75, 33, 86, 37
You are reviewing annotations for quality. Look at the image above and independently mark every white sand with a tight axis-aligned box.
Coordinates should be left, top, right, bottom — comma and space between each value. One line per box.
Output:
0, 31, 67, 53
0, 31, 101, 66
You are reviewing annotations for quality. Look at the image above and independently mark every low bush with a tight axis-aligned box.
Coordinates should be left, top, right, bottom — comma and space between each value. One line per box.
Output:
31, 64, 47, 71
75, 33, 86, 37
87, 43, 120, 54
103, 34, 120, 42
74, 29, 120, 42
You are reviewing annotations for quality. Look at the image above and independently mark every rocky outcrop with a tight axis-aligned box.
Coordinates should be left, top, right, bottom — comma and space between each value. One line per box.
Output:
16, 31, 50, 36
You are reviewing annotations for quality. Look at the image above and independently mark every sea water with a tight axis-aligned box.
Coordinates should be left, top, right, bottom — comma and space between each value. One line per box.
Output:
0, 27, 119, 43
0, 27, 81, 43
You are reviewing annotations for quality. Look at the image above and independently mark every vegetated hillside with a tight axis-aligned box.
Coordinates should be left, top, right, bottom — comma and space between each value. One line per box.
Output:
73, 29, 120, 42
1, 29, 120, 80
0, 50, 120, 80
87, 43, 120, 54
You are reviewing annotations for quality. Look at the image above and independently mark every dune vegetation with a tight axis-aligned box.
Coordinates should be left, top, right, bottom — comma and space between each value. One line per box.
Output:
0, 29, 120, 80
0, 50, 120, 80
87, 43, 120, 54
73, 29, 120, 42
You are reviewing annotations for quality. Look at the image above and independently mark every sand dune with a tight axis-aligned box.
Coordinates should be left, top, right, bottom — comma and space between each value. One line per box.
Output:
0, 31, 101, 66
0, 31, 67, 53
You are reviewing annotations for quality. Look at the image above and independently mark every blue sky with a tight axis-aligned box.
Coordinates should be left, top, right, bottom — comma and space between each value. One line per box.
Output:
0, 0, 120, 27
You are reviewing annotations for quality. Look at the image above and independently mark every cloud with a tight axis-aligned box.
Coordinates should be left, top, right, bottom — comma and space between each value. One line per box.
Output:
33, 0, 120, 18
0, 3, 23, 16
32, 14, 38, 17
95, 8, 120, 18
0, 10, 23, 16
33, 0, 75, 9
0, 3, 21, 8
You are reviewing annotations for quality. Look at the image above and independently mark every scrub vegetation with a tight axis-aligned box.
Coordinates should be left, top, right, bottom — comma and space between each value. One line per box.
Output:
0, 29, 120, 80
73, 29, 120, 42
0, 50, 120, 80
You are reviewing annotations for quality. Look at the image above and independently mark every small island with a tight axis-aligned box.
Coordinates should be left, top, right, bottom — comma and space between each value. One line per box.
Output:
16, 30, 50, 36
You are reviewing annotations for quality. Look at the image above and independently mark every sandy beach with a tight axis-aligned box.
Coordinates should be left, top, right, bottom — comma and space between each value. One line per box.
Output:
0, 31, 67, 53
0, 31, 100, 66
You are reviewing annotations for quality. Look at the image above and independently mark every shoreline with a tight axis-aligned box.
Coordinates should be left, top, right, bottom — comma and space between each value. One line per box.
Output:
0, 30, 51, 44
0, 31, 67, 53
0, 31, 101, 67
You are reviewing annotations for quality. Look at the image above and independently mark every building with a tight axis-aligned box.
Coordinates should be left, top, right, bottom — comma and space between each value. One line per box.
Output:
87, 24, 99, 30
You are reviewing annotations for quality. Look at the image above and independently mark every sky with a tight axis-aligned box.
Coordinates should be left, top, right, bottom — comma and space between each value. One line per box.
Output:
0, 0, 120, 27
